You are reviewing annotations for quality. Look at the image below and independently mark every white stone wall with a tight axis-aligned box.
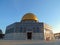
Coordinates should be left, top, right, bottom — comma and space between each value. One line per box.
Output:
4, 33, 26, 40
4, 33, 44, 40
32, 33, 44, 40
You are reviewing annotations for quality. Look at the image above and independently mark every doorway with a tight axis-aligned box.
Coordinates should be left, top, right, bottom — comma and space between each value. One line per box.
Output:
27, 32, 32, 40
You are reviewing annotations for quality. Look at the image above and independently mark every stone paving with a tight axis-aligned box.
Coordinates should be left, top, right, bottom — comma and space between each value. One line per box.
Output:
0, 40, 60, 45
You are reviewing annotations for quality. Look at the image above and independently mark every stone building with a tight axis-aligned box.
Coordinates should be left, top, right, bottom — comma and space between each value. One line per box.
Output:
4, 13, 54, 40
54, 33, 60, 39
0, 29, 4, 39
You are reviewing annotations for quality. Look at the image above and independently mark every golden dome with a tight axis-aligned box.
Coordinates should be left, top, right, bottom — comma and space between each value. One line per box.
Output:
22, 13, 38, 21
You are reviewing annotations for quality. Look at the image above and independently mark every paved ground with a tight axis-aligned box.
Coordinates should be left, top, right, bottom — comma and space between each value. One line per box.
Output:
0, 40, 60, 45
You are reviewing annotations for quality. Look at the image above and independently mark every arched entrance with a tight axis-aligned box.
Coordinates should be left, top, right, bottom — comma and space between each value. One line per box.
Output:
27, 32, 32, 40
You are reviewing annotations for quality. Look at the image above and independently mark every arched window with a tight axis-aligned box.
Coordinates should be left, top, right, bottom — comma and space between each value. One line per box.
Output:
33, 27, 40, 33
20, 27, 23, 33
23, 27, 26, 33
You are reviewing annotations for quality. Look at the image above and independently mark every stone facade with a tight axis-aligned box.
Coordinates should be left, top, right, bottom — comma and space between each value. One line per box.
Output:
4, 13, 54, 40
4, 21, 44, 40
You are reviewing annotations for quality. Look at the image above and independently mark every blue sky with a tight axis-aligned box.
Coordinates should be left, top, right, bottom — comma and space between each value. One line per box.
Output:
0, 0, 60, 33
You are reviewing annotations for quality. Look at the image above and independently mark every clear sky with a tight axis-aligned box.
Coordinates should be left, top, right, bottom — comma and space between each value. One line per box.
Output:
0, 0, 60, 34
